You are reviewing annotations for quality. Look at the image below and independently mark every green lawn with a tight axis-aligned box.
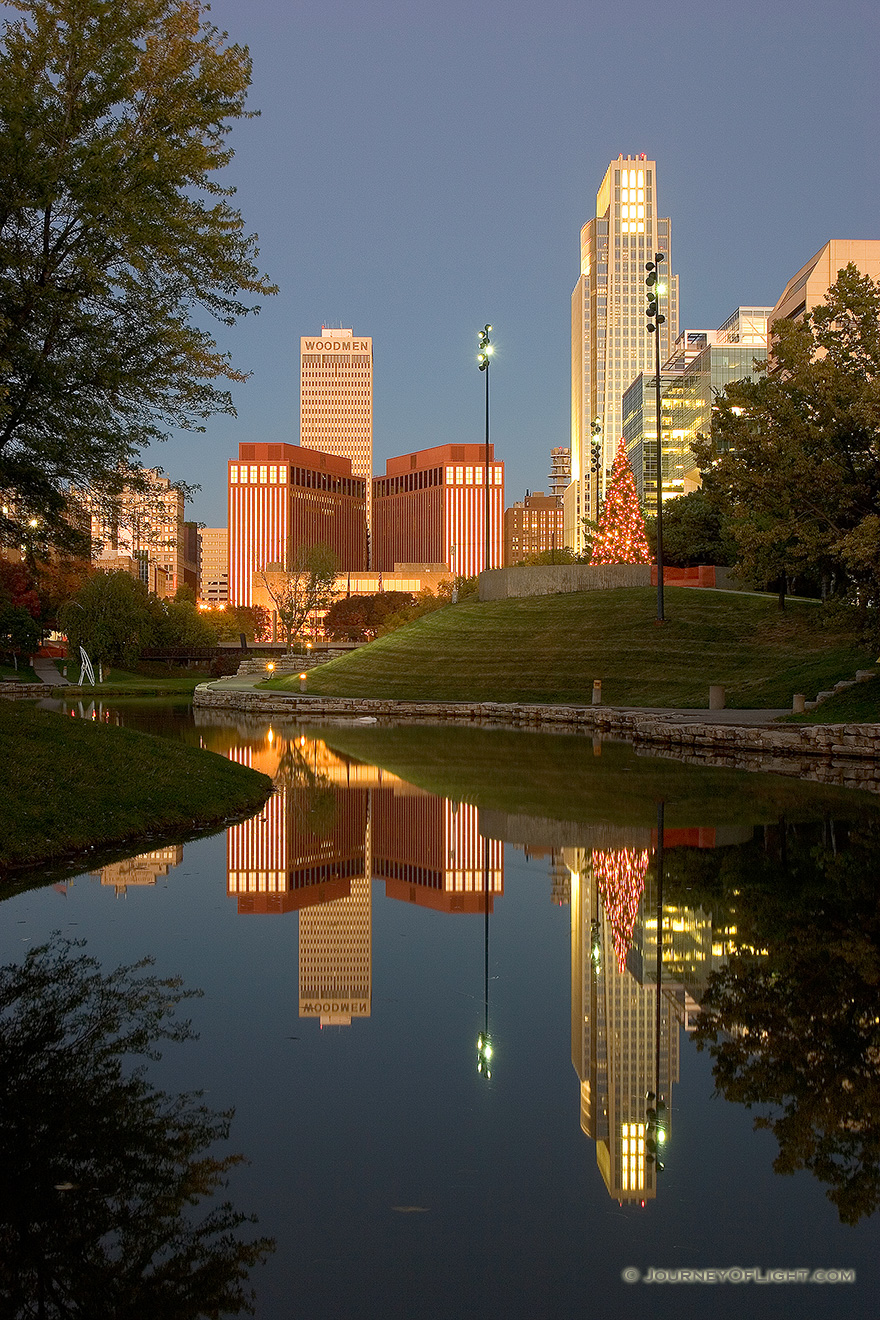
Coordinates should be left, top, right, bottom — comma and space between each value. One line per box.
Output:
0, 701, 271, 873
36, 666, 209, 695
783, 673, 880, 724
265, 588, 873, 709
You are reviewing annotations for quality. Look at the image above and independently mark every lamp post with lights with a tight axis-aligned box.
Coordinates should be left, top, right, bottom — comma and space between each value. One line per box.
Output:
477, 325, 493, 574
645, 254, 666, 622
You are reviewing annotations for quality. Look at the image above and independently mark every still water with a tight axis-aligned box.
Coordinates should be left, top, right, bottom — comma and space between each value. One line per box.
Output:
4, 700, 880, 1318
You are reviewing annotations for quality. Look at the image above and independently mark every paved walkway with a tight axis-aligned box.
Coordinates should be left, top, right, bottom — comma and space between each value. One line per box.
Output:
198, 677, 791, 727
32, 657, 69, 686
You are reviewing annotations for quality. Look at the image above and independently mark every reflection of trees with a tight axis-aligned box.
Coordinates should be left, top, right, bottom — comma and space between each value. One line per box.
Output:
274, 741, 338, 837
693, 819, 880, 1225
0, 939, 272, 1317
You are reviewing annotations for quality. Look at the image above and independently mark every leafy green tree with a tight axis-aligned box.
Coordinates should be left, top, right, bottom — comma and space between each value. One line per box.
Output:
514, 547, 578, 567
150, 595, 216, 649
60, 570, 155, 668
0, 937, 272, 1316
324, 591, 415, 641
695, 265, 880, 611
643, 487, 737, 567
0, 0, 277, 553
0, 600, 39, 664
206, 604, 270, 645
258, 544, 339, 651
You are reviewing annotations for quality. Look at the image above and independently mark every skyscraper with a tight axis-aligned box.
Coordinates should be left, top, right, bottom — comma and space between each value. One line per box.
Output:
300, 327, 373, 551
567, 155, 679, 553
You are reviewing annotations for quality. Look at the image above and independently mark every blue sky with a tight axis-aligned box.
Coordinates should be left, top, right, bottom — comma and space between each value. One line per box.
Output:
157, 0, 877, 526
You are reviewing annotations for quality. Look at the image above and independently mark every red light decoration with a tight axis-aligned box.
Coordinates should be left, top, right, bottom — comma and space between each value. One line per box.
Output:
593, 847, 651, 972
590, 438, 651, 565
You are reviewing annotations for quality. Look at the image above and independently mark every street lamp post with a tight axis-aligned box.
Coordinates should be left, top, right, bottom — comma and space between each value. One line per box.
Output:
645, 254, 666, 622
477, 325, 493, 574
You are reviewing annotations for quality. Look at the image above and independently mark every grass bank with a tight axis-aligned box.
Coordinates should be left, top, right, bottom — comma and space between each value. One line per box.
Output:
266, 588, 872, 709
0, 701, 271, 874
783, 673, 880, 724
318, 724, 876, 830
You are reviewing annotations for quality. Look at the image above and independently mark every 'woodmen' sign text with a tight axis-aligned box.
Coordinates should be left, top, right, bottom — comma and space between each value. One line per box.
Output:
302, 339, 370, 353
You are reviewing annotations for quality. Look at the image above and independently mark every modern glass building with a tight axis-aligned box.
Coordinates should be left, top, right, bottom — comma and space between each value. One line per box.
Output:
624, 309, 771, 507
566, 154, 679, 552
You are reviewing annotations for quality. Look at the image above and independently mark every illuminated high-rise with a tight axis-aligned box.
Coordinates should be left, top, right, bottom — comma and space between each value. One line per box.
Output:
300, 327, 373, 550
566, 155, 679, 552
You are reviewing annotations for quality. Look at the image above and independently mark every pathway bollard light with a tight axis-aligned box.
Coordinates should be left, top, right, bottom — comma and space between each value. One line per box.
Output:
592, 679, 602, 706
299, 672, 307, 692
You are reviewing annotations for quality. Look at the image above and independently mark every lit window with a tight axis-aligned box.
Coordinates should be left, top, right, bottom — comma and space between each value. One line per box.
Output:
456, 466, 463, 484
621, 205, 629, 219
465, 466, 473, 484
230, 465, 238, 483
249, 466, 257, 482
259, 465, 267, 483
637, 169, 644, 187
269, 465, 277, 482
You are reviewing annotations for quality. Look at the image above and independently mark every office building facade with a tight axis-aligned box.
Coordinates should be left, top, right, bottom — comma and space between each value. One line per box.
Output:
300, 328, 373, 550
768, 240, 880, 328
567, 155, 679, 552
372, 443, 504, 577
199, 527, 229, 605
504, 492, 565, 565
228, 442, 367, 607
86, 467, 186, 598
624, 309, 772, 504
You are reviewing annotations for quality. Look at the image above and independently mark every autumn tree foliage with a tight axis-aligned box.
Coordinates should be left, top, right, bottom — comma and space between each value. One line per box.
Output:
589, 439, 652, 565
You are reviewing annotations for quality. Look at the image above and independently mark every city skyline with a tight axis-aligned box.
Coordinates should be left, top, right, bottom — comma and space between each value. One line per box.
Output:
146, 0, 876, 529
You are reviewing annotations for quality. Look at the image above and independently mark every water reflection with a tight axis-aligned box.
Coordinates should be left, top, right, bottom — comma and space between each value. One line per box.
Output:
53, 708, 880, 1231
91, 845, 184, 896
0, 938, 272, 1317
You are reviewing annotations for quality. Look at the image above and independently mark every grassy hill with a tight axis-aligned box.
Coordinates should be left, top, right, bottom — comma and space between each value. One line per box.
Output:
267, 588, 875, 709
1, 702, 271, 873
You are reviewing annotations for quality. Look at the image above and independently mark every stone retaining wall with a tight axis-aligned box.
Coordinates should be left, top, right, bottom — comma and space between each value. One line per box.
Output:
479, 563, 651, 601
192, 685, 880, 781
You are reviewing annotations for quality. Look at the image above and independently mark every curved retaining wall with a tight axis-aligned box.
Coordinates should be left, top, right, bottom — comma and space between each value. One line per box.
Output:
192, 685, 880, 791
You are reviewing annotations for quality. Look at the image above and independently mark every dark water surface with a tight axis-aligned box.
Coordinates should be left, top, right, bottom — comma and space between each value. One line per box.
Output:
4, 698, 880, 1318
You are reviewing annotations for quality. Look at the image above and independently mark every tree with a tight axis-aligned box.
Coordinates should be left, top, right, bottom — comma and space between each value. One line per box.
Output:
589, 439, 652, 565
0, 937, 272, 1316
643, 487, 737, 567
60, 569, 155, 669
207, 604, 270, 645
514, 547, 578, 567
258, 545, 339, 651
0, 0, 277, 553
694, 265, 880, 612
324, 591, 415, 642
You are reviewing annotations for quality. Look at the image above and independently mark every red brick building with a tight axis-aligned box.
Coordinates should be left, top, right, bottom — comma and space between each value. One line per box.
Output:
372, 443, 504, 578
228, 442, 366, 607
504, 492, 565, 565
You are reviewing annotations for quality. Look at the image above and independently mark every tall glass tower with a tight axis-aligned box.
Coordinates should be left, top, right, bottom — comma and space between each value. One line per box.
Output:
566, 155, 679, 553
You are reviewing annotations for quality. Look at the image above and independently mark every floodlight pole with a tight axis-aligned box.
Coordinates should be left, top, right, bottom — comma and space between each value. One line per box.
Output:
478, 325, 493, 574
646, 255, 666, 622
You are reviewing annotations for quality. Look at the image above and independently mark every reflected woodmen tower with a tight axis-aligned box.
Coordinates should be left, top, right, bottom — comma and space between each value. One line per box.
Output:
300, 328, 373, 559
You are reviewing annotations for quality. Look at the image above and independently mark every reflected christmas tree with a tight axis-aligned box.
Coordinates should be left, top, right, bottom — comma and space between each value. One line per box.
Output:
593, 847, 651, 972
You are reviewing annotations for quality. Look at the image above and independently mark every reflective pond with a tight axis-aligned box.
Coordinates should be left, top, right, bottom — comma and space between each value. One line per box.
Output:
4, 700, 880, 1318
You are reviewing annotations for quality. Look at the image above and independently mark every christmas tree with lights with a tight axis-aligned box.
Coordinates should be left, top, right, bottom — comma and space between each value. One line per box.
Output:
589, 437, 651, 564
